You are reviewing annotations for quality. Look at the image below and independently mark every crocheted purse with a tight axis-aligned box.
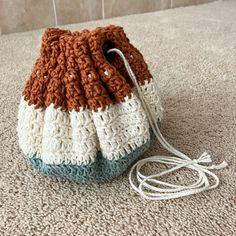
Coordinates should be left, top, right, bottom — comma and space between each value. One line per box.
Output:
17, 25, 163, 183
17, 25, 226, 200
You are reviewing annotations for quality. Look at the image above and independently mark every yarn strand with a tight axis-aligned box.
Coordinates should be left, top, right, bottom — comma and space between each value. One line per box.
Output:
108, 48, 228, 201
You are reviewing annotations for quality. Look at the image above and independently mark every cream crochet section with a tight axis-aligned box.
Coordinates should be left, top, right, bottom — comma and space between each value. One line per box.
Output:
17, 78, 163, 165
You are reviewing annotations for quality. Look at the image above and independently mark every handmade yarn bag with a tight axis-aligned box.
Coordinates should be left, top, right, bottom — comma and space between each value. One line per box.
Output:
17, 25, 163, 182
17, 25, 227, 200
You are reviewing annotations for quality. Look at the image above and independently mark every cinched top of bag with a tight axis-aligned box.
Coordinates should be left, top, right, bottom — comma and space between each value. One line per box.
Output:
23, 25, 152, 112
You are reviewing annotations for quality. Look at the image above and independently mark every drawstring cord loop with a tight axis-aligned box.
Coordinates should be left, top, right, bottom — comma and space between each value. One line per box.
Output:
107, 48, 227, 201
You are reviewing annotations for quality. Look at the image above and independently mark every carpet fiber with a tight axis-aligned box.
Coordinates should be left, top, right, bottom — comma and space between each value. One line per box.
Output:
0, 1, 235, 235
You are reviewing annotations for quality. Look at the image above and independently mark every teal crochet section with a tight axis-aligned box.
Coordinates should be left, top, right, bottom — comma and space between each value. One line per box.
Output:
28, 123, 159, 183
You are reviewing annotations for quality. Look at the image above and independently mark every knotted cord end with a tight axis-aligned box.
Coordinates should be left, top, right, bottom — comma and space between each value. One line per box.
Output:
197, 152, 228, 170
197, 152, 212, 163
210, 161, 228, 170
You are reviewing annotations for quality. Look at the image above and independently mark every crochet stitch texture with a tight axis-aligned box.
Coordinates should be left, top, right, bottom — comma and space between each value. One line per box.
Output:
17, 25, 163, 182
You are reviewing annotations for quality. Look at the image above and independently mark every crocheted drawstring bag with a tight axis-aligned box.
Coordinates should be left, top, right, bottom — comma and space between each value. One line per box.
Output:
17, 25, 227, 200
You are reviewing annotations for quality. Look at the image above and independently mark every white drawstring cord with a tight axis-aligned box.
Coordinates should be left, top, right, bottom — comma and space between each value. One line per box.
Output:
52, 0, 58, 26
107, 48, 228, 200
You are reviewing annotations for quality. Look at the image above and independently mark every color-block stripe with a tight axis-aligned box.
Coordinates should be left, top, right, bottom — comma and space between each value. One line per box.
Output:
17, 78, 163, 166
27, 126, 158, 183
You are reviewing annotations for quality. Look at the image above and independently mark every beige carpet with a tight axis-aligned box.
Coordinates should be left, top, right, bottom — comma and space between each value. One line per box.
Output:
0, 1, 235, 235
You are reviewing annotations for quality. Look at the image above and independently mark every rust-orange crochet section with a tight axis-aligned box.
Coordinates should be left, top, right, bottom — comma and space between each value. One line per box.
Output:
22, 25, 152, 112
